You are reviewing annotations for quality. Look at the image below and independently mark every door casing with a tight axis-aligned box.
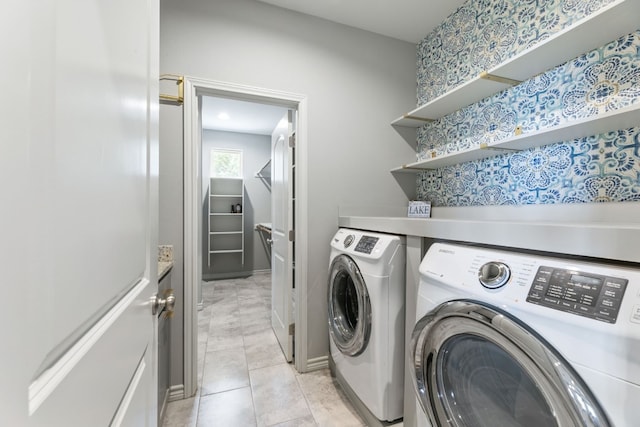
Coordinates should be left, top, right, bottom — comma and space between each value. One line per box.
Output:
182, 77, 309, 397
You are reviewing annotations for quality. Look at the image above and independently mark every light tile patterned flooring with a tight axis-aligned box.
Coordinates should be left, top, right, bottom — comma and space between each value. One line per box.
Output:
161, 273, 366, 427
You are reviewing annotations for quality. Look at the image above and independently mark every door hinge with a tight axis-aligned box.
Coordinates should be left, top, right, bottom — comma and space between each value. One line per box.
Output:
289, 323, 295, 336
289, 133, 296, 148
289, 230, 295, 242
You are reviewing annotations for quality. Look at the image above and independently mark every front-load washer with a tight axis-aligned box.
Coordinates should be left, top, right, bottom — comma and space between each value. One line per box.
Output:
411, 242, 640, 427
328, 228, 406, 425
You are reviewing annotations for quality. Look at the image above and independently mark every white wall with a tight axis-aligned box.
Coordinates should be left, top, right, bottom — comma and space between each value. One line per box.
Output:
160, 0, 416, 363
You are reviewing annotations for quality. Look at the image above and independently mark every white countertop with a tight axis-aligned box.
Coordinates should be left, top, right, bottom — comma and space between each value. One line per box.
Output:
338, 203, 640, 264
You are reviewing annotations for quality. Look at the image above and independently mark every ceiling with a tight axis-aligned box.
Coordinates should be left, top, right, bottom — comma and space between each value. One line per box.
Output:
201, 96, 288, 135
202, 0, 466, 134
256, 0, 466, 43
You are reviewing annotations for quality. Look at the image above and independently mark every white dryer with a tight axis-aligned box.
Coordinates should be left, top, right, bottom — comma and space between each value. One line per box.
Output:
328, 228, 406, 424
411, 242, 640, 427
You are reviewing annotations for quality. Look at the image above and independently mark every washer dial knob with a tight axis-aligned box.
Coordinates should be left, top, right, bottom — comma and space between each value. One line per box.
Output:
478, 262, 510, 289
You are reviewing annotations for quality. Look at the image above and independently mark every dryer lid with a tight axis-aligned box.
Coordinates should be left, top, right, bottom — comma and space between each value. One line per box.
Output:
411, 300, 611, 427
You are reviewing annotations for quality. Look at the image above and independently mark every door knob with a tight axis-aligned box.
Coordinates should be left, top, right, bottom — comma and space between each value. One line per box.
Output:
152, 289, 176, 317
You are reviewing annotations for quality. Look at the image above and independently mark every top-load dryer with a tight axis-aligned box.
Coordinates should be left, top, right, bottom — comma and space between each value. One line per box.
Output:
411, 242, 640, 427
328, 228, 406, 425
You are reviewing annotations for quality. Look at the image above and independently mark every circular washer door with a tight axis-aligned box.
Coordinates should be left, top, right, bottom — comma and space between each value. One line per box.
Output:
328, 254, 371, 356
411, 300, 610, 427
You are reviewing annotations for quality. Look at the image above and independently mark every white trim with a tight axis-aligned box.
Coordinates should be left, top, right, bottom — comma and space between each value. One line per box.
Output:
111, 354, 147, 427
28, 278, 150, 415
294, 98, 309, 373
183, 76, 199, 398
182, 76, 309, 393
167, 384, 185, 402
305, 355, 329, 372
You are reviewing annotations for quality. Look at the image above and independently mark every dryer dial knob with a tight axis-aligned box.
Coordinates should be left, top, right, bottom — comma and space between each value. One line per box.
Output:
344, 234, 355, 248
478, 262, 510, 289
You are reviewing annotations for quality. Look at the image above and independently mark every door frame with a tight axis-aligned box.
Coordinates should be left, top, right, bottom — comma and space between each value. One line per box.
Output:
182, 76, 309, 397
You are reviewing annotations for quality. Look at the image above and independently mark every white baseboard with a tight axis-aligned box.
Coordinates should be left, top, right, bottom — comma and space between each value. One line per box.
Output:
305, 355, 329, 372
202, 269, 272, 282
168, 384, 185, 402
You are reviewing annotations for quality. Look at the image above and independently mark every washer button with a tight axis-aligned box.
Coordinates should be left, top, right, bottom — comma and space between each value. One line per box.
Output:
631, 305, 640, 324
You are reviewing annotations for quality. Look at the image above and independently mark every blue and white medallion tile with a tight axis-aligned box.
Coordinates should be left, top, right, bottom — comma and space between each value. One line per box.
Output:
416, 0, 616, 106
415, 0, 640, 207
418, 127, 640, 206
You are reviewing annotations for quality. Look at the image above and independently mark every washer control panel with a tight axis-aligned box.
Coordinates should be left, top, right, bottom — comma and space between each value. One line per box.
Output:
354, 235, 379, 254
526, 266, 628, 323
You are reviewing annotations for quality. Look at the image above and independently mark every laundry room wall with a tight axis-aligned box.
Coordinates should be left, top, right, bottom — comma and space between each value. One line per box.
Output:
201, 129, 272, 279
413, 0, 640, 207
159, 0, 416, 367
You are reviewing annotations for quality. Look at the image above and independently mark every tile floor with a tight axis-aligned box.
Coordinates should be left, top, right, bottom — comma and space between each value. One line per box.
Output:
161, 272, 366, 427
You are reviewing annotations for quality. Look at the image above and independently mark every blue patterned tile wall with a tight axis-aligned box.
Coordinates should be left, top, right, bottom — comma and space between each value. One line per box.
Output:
417, 0, 615, 105
416, 1, 640, 207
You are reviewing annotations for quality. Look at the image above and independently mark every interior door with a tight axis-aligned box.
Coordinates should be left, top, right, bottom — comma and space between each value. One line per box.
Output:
271, 111, 295, 362
4, 1, 159, 425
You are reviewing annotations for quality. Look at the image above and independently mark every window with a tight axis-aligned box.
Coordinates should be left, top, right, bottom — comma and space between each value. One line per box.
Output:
210, 149, 243, 178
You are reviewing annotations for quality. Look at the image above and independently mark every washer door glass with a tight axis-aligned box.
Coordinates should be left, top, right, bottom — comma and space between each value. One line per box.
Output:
411, 300, 611, 427
328, 254, 371, 356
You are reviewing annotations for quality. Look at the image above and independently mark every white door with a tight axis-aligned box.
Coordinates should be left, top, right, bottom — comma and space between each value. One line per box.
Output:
271, 112, 295, 362
3, 0, 160, 425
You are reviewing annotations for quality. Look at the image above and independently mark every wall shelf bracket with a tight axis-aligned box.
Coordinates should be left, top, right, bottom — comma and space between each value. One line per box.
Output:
479, 143, 521, 152
402, 114, 434, 123
479, 71, 522, 86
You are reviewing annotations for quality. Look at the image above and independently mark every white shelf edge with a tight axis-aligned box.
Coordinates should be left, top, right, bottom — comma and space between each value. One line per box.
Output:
209, 231, 243, 235
498, 103, 640, 151
493, 0, 640, 81
391, 103, 640, 173
210, 194, 243, 197
391, 0, 640, 128
391, 75, 510, 127
209, 213, 243, 216
209, 250, 243, 254
210, 177, 243, 180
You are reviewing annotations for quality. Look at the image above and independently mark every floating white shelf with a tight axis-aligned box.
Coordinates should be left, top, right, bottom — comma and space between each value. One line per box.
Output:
209, 250, 243, 254
391, 0, 640, 128
210, 194, 243, 198
210, 231, 243, 235
391, 103, 640, 173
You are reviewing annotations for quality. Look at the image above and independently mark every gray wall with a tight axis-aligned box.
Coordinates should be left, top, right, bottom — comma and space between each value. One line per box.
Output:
202, 129, 272, 278
160, 0, 416, 364
159, 104, 184, 386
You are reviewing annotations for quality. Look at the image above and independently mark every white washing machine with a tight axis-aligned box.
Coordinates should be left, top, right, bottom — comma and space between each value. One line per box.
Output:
328, 228, 406, 424
411, 242, 640, 427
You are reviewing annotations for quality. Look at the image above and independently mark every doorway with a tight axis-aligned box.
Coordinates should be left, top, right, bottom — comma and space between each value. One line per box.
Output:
200, 97, 286, 282
182, 77, 309, 398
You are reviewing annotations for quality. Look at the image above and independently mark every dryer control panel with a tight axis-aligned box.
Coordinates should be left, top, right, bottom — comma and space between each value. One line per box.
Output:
526, 266, 628, 324
354, 236, 379, 254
